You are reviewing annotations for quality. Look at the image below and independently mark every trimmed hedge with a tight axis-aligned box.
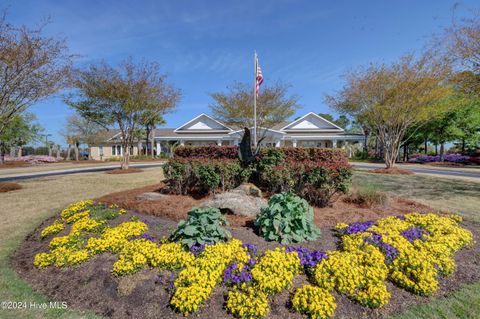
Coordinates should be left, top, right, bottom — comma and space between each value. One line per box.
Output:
174, 146, 349, 164
166, 146, 352, 207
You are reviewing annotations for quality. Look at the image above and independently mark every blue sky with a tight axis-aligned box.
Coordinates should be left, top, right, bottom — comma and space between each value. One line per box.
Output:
4, 0, 478, 145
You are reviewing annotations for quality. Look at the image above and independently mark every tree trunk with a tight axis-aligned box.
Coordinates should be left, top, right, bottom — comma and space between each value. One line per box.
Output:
403, 144, 407, 162
363, 132, 368, 153
151, 128, 156, 158
374, 136, 378, 158
0, 144, 5, 164
137, 141, 142, 157
435, 143, 438, 155
66, 145, 71, 160
10, 147, 15, 157
424, 138, 428, 154
462, 138, 466, 154
74, 145, 79, 161
56, 147, 60, 158
439, 143, 445, 162
17, 147, 22, 157
121, 144, 129, 170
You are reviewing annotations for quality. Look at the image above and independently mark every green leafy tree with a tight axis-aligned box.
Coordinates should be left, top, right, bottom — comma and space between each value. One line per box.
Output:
209, 82, 300, 143
325, 53, 453, 168
0, 113, 42, 162
0, 13, 71, 140
66, 58, 181, 169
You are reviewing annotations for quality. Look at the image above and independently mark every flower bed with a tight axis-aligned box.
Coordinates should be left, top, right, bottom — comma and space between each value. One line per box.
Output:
31, 200, 474, 318
408, 153, 470, 163
4, 155, 58, 164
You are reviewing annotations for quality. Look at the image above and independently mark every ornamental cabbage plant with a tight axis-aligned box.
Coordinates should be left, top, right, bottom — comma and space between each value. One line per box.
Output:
170, 207, 231, 248
255, 192, 320, 244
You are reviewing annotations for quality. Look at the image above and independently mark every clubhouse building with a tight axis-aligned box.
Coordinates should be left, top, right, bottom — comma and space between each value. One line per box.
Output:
89, 112, 365, 160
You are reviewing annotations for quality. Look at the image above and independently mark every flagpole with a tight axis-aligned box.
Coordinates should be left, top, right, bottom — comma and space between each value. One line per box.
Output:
253, 50, 257, 148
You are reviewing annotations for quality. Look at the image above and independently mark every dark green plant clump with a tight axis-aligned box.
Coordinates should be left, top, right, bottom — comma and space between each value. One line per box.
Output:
255, 192, 321, 244
170, 207, 231, 248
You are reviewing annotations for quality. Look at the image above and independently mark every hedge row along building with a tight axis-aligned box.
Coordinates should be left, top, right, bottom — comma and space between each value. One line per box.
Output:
89, 112, 365, 160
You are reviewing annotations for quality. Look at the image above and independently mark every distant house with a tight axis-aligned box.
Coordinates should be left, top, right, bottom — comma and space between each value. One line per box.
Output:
89, 112, 364, 160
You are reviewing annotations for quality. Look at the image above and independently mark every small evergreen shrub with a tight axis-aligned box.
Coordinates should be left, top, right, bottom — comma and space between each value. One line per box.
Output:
163, 159, 249, 194
170, 207, 231, 248
255, 192, 320, 244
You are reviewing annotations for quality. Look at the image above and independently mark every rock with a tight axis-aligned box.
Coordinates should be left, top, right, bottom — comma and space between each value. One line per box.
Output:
234, 183, 262, 197
200, 190, 267, 218
136, 192, 166, 201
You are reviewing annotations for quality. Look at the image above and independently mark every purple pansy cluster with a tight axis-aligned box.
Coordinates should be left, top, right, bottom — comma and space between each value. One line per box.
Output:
339, 221, 375, 235
409, 153, 470, 163
401, 226, 430, 243
363, 233, 399, 264
189, 243, 208, 256
286, 247, 328, 268
223, 243, 258, 285
130, 233, 157, 241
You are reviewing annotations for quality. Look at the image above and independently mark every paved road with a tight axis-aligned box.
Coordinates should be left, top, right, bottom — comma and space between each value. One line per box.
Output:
0, 162, 165, 182
1, 161, 479, 182
352, 162, 480, 180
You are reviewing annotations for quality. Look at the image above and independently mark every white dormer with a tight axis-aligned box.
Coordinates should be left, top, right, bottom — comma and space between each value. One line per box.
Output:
174, 113, 232, 132
281, 112, 344, 132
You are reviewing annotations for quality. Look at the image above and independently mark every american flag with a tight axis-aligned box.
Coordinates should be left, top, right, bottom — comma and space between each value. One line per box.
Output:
255, 56, 263, 97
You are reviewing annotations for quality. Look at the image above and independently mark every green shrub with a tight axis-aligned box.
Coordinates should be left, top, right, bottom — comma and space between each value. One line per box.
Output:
163, 159, 250, 194
255, 192, 320, 244
170, 207, 231, 248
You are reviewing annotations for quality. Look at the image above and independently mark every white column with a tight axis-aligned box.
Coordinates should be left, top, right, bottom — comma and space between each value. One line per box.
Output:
180, 140, 185, 146
332, 140, 337, 148
217, 139, 222, 146
292, 139, 297, 148
156, 142, 161, 155
233, 139, 239, 146
275, 140, 281, 147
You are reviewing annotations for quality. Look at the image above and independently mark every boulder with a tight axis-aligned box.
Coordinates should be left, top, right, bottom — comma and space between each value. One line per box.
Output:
136, 192, 166, 201
200, 190, 267, 218
234, 183, 262, 198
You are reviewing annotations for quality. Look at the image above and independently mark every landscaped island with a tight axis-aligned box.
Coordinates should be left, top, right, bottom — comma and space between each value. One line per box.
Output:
13, 146, 478, 319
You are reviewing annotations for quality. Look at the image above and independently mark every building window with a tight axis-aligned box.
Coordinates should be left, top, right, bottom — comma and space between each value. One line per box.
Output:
99, 146, 104, 156
112, 145, 116, 156
117, 145, 122, 156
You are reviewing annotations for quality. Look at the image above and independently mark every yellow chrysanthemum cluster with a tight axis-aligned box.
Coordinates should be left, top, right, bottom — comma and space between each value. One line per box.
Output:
60, 200, 94, 220
112, 239, 194, 276
226, 284, 269, 319
35, 200, 146, 269
84, 220, 147, 253
226, 248, 301, 318
338, 213, 473, 296
170, 239, 249, 315
292, 285, 336, 319
314, 246, 390, 308
251, 248, 301, 294
40, 220, 65, 238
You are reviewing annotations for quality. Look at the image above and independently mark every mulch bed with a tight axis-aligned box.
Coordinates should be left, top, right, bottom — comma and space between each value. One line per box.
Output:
372, 167, 414, 175
106, 168, 144, 175
12, 208, 480, 319
0, 182, 22, 193
96, 184, 431, 228
0, 162, 32, 169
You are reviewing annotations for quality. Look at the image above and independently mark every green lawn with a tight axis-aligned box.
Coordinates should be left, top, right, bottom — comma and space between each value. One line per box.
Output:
0, 169, 163, 319
353, 170, 480, 222
0, 169, 478, 318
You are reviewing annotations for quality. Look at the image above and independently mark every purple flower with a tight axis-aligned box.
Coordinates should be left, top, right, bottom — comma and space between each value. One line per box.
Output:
286, 247, 328, 268
364, 232, 399, 264
339, 221, 375, 235
130, 233, 157, 241
241, 243, 258, 254
190, 243, 207, 256
401, 226, 429, 243
223, 259, 255, 285
396, 215, 406, 220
